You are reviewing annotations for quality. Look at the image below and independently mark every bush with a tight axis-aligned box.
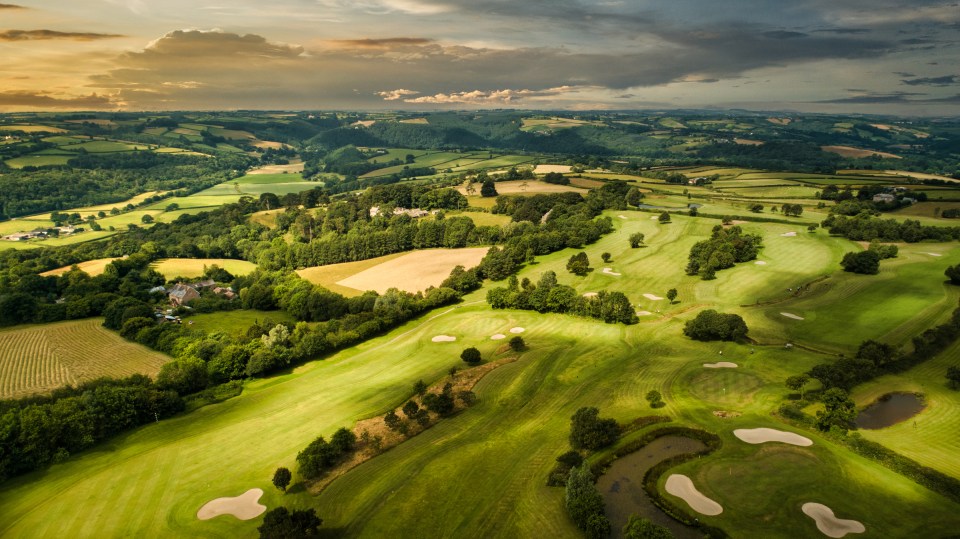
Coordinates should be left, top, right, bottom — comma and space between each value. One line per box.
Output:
508, 336, 526, 351
258, 507, 322, 538
460, 347, 482, 365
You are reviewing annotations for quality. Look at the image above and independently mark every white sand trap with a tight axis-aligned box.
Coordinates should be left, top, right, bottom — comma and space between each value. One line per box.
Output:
636, 310, 653, 316
197, 488, 266, 521
703, 362, 738, 369
780, 231, 797, 237
664, 475, 723, 516
734, 428, 813, 446
755, 260, 768, 265
781, 312, 805, 320
491, 334, 505, 340
583, 292, 598, 297
643, 293, 664, 301
618, 215, 627, 219
802, 503, 865, 538
431, 335, 456, 342
602, 267, 622, 276
510, 327, 525, 333
924, 252, 943, 257
650, 216, 659, 220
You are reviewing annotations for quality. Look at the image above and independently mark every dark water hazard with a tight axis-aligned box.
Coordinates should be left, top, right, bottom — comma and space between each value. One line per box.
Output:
855, 392, 925, 430
597, 436, 707, 539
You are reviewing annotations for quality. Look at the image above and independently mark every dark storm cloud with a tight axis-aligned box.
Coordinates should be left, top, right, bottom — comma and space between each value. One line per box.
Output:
0, 29, 124, 41
818, 91, 927, 104
329, 37, 434, 47
762, 31, 808, 39
813, 28, 871, 35
901, 75, 957, 86
0, 91, 115, 108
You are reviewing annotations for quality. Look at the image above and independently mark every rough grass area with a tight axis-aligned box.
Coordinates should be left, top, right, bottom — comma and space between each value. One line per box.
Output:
151, 258, 258, 279
0, 319, 170, 399
335, 247, 490, 294
186, 310, 295, 337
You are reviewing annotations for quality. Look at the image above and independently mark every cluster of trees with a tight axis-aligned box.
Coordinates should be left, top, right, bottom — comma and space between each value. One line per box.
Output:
569, 406, 621, 451
296, 427, 357, 480
683, 310, 749, 341
257, 507, 322, 538
685, 225, 763, 279
566, 252, 591, 276
815, 388, 857, 433
565, 464, 610, 539
946, 264, 960, 285
487, 272, 638, 324
0, 375, 183, 481
840, 250, 881, 274
822, 214, 960, 243
359, 183, 466, 210
778, 203, 804, 217
383, 380, 475, 436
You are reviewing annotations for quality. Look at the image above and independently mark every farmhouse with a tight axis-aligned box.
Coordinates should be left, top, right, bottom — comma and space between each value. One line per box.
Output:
2, 230, 48, 242
213, 286, 237, 300
369, 206, 433, 218
168, 283, 200, 307
873, 193, 896, 203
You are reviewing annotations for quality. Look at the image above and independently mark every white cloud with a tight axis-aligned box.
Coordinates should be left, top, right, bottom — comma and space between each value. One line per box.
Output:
376, 88, 419, 100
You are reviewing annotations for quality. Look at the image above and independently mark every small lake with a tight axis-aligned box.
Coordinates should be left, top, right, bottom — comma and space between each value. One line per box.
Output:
597, 435, 707, 539
855, 392, 925, 430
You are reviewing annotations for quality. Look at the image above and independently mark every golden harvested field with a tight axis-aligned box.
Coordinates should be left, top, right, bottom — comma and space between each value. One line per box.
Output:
0, 319, 170, 399
40, 257, 123, 277
821, 145, 902, 159
296, 252, 409, 297
456, 180, 587, 196
533, 164, 572, 174
0, 125, 66, 133
334, 247, 490, 294
151, 258, 258, 279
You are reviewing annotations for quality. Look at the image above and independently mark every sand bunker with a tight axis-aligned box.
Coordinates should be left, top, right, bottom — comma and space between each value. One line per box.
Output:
636, 310, 652, 316
924, 252, 943, 257
703, 362, 738, 369
602, 267, 622, 276
491, 334, 505, 340
781, 312, 805, 320
650, 216, 659, 220
431, 335, 456, 342
755, 260, 768, 265
664, 475, 723, 516
734, 428, 813, 446
618, 215, 627, 220
643, 293, 664, 301
583, 292, 598, 298
197, 488, 266, 521
781, 232, 797, 237
510, 327, 525, 334
802, 503, 865, 538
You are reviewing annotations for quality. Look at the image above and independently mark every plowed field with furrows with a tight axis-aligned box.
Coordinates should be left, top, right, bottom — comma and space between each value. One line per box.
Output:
0, 319, 170, 399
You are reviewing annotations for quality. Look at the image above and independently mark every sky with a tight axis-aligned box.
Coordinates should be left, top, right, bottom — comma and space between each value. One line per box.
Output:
0, 0, 958, 115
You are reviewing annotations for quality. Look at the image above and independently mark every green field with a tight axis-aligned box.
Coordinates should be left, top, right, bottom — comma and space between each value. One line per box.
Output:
186, 310, 295, 337
3, 210, 960, 536
4, 155, 73, 168
151, 258, 258, 279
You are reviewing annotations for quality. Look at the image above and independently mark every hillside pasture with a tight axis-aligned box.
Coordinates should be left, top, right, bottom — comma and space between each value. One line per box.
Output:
0, 319, 170, 399
151, 258, 258, 279
297, 252, 409, 297
335, 247, 490, 294
4, 155, 72, 169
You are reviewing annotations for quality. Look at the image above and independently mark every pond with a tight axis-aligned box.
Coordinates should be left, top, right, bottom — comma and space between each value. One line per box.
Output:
597, 435, 707, 539
855, 392, 925, 430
